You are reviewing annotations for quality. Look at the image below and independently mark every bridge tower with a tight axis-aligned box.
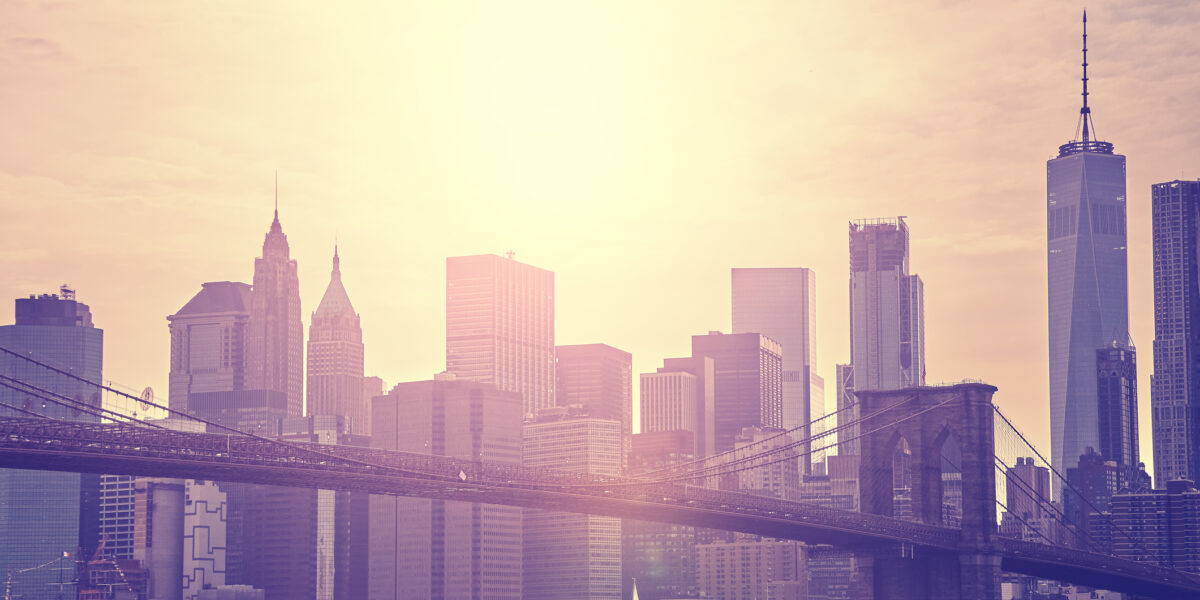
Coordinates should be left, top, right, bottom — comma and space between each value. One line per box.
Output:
853, 383, 1001, 600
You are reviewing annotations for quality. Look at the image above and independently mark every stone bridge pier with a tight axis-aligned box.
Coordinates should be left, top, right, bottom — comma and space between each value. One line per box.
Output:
851, 383, 1002, 600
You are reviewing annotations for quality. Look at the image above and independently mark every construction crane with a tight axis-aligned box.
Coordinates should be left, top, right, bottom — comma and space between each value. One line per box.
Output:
4, 551, 72, 600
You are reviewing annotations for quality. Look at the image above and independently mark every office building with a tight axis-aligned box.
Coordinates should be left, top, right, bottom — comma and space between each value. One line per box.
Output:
1046, 22, 1129, 477
523, 406, 622, 599
369, 378, 524, 599
555, 343, 633, 468
98, 475, 137, 559
307, 247, 367, 434
848, 217, 925, 393
247, 207, 304, 417
184, 480, 228, 600
446, 253, 555, 417
623, 431, 699, 600
1151, 179, 1200, 484
0, 289, 104, 600
642, 356, 716, 459
167, 281, 252, 412
691, 332, 783, 453
732, 267, 825, 474
696, 534, 806, 600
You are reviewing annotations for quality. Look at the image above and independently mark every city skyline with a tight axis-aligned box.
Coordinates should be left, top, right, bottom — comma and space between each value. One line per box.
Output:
4, 2, 1200, 481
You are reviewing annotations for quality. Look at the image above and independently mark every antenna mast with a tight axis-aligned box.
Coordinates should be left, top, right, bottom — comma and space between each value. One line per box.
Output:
1079, 10, 1092, 142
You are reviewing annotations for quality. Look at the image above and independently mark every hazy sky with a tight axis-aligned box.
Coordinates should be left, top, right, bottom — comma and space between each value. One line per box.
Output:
3, 1, 1199, 474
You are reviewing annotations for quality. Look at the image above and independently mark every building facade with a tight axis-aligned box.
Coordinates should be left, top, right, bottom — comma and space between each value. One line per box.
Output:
523, 407, 623, 600
1109, 480, 1200, 574
0, 290, 104, 600
555, 343, 633, 469
369, 378, 524, 600
307, 247, 367, 434
446, 253, 555, 417
184, 480, 228, 600
732, 267, 824, 474
848, 218, 925, 393
167, 281, 252, 413
642, 357, 716, 459
696, 535, 806, 600
246, 209, 304, 417
1046, 84, 1129, 478
691, 332, 783, 453
622, 430, 699, 600
1151, 180, 1200, 485
1097, 343, 1140, 486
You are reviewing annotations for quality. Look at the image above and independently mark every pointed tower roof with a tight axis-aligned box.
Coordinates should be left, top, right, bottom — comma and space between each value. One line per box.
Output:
315, 245, 355, 316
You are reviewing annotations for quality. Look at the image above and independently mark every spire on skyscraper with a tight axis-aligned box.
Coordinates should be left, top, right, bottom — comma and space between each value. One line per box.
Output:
1058, 11, 1113, 157
1077, 10, 1094, 143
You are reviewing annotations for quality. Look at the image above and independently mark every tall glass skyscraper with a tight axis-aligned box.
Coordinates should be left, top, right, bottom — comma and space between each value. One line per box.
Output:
1046, 14, 1130, 479
1151, 180, 1200, 484
0, 289, 103, 600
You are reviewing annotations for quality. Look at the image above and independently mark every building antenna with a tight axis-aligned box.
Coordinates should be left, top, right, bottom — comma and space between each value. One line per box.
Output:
274, 170, 279, 220
1079, 10, 1093, 142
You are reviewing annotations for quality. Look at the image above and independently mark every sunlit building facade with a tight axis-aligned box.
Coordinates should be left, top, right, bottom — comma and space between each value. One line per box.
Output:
247, 209, 304, 417
732, 267, 824, 474
307, 247, 367, 434
446, 254, 555, 417
690, 332, 783, 453
168, 281, 252, 413
555, 343, 632, 469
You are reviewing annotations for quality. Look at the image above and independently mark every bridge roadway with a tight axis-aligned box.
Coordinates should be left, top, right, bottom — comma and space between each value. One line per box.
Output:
0, 417, 1197, 598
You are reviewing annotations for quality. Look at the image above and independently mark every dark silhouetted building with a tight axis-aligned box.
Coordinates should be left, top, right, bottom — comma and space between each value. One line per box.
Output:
1110, 480, 1200, 574
690, 332, 783, 453
0, 289, 103, 600
1097, 343, 1139, 487
1151, 179, 1200, 485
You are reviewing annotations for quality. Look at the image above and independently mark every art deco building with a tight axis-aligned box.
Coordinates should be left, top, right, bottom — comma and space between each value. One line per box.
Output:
732, 267, 824, 474
247, 208, 304, 416
446, 253, 555, 417
1046, 16, 1129, 477
307, 247, 366, 434
1151, 179, 1200, 484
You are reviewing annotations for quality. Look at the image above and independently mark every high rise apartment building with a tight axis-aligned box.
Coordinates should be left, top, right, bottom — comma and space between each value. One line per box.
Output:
732, 267, 824, 474
0, 290, 104, 600
695, 535, 805, 600
1151, 180, 1200, 484
691, 332, 783, 453
848, 217, 925, 392
446, 254, 555, 417
523, 407, 623, 600
168, 282, 252, 412
369, 378, 524, 600
1046, 25, 1130, 478
247, 209, 304, 416
555, 344, 632, 468
1109, 480, 1200, 574
307, 248, 367, 434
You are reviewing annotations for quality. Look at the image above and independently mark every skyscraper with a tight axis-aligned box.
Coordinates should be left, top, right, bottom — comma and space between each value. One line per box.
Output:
247, 207, 304, 416
1097, 343, 1139, 486
732, 267, 824, 474
307, 247, 367, 434
168, 281, 252, 412
1151, 179, 1200, 485
1047, 14, 1129, 478
848, 217, 925, 392
691, 332, 783, 453
642, 356, 716, 459
0, 289, 104, 600
369, 378, 524, 600
446, 253, 555, 417
555, 343, 632, 469
622, 430, 699, 600
522, 406, 623, 600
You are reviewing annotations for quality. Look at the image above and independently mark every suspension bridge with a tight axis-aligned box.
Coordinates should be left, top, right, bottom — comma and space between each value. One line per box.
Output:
0, 347, 1198, 599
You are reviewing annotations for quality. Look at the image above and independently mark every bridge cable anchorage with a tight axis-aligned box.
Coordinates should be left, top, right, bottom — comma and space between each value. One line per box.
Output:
0, 347, 454, 481
633, 391, 920, 483
571, 394, 958, 489
992, 405, 1173, 565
